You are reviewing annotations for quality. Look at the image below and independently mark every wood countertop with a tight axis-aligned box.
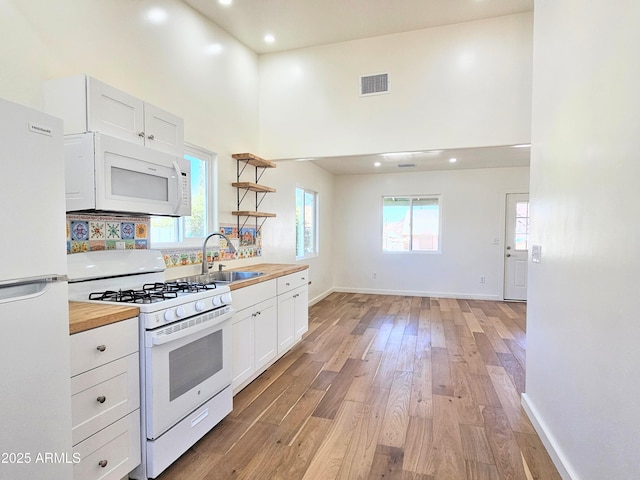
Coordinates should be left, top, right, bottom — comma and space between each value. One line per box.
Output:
225, 263, 308, 290
68, 264, 307, 334
69, 302, 140, 335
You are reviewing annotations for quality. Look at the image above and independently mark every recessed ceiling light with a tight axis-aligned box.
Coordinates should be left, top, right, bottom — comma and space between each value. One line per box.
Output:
374, 161, 381, 167
218, 0, 232, 5
264, 34, 275, 44
449, 157, 457, 163
145, 7, 168, 24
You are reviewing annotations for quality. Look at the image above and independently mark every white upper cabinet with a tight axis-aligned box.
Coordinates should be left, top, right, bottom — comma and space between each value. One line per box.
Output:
44, 75, 184, 156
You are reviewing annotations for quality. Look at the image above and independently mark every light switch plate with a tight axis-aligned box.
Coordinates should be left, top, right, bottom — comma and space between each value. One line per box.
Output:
531, 245, 542, 263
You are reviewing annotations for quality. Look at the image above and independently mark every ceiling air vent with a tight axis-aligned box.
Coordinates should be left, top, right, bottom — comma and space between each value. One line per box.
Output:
360, 73, 389, 96
397, 163, 415, 168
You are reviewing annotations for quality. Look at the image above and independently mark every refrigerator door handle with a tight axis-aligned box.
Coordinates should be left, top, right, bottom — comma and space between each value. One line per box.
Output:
0, 276, 67, 304
0, 274, 68, 288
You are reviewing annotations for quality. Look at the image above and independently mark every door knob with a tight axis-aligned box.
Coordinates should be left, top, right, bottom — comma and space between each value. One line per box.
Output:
506, 253, 511, 257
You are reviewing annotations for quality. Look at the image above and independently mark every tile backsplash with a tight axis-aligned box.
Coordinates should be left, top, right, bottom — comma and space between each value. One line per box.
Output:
67, 214, 149, 253
66, 214, 261, 268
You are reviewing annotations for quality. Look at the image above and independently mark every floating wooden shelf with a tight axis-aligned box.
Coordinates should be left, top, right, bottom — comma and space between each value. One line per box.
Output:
232, 153, 277, 169
232, 152, 276, 235
232, 182, 277, 193
232, 211, 277, 218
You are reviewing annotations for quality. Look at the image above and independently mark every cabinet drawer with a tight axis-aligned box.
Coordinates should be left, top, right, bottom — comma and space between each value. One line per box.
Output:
231, 280, 276, 311
71, 353, 140, 446
277, 271, 309, 294
70, 317, 138, 376
73, 410, 141, 480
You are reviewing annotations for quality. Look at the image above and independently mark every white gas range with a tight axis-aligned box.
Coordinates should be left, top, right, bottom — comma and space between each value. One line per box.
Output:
68, 250, 234, 479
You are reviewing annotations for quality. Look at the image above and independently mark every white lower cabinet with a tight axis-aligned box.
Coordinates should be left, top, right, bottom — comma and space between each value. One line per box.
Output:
277, 271, 309, 344
69, 317, 141, 480
252, 297, 278, 370
277, 293, 295, 354
231, 269, 309, 394
293, 285, 309, 340
231, 281, 277, 392
232, 296, 278, 390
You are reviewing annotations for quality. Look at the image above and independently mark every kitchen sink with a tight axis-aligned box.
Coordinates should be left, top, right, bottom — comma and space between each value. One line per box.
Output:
187, 271, 265, 285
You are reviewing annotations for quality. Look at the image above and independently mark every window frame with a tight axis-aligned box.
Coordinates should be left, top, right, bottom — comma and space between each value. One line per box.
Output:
381, 194, 442, 254
295, 186, 319, 260
150, 143, 218, 248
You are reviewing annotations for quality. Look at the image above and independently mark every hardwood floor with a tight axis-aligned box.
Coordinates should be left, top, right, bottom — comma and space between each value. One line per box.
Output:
157, 293, 561, 480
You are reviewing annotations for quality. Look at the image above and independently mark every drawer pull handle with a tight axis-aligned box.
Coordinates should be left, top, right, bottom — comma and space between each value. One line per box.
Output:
96, 345, 106, 352
98, 459, 108, 468
285, 282, 290, 286
97, 396, 106, 404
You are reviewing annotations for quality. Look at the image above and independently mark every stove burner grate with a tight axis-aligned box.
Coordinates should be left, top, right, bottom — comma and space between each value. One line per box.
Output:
88, 280, 217, 304
89, 288, 178, 304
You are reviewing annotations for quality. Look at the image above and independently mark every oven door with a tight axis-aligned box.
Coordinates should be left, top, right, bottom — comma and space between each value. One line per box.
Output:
144, 311, 232, 439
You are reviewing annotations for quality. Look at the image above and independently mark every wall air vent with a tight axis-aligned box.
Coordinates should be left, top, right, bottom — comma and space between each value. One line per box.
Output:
397, 163, 416, 168
360, 73, 389, 96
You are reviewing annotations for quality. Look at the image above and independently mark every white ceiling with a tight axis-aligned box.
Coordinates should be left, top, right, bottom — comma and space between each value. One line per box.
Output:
183, 0, 533, 54
294, 144, 531, 175
183, 0, 533, 175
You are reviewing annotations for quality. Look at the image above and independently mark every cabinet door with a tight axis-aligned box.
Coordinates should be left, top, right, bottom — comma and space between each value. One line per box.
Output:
143, 103, 184, 156
277, 293, 295, 354
294, 285, 309, 340
232, 310, 254, 391
254, 297, 278, 371
87, 77, 145, 145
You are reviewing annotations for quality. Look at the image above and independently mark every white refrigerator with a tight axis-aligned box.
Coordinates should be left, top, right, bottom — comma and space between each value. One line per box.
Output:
0, 97, 73, 479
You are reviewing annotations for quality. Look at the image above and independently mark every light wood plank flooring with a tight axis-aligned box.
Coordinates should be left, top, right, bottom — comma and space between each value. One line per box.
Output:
157, 293, 561, 480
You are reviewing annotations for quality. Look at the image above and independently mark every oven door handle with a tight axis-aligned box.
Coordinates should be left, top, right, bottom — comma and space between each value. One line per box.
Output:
147, 311, 234, 347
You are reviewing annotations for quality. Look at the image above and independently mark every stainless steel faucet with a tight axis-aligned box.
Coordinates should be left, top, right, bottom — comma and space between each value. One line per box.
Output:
201, 232, 237, 274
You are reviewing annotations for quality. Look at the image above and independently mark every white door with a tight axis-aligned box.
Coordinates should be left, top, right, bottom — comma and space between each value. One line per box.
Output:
504, 193, 529, 301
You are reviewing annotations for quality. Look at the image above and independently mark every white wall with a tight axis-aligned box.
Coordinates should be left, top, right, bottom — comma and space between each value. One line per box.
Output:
333, 166, 529, 299
0, 0, 335, 294
258, 160, 335, 304
0, 0, 258, 156
258, 13, 533, 160
524, 2, 640, 479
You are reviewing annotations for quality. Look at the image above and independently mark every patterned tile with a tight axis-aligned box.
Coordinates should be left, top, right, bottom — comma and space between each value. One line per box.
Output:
70, 221, 89, 241
67, 214, 150, 254
89, 221, 106, 240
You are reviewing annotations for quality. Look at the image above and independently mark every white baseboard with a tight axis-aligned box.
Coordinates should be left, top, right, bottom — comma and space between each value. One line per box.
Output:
521, 393, 578, 480
332, 286, 502, 301
308, 288, 335, 306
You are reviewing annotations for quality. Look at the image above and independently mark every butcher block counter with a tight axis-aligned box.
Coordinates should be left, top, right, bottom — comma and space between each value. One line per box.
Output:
69, 302, 140, 335
225, 263, 309, 290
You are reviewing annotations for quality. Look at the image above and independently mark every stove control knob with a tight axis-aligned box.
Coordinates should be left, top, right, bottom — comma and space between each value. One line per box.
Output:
176, 306, 186, 318
164, 310, 175, 322
221, 293, 232, 305
212, 296, 222, 307
195, 300, 206, 312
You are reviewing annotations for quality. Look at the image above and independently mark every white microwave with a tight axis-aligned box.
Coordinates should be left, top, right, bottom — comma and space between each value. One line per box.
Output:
63, 132, 191, 217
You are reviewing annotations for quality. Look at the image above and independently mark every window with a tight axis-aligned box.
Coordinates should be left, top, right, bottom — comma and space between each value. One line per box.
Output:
296, 187, 318, 258
151, 144, 215, 244
514, 200, 530, 251
382, 195, 440, 252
